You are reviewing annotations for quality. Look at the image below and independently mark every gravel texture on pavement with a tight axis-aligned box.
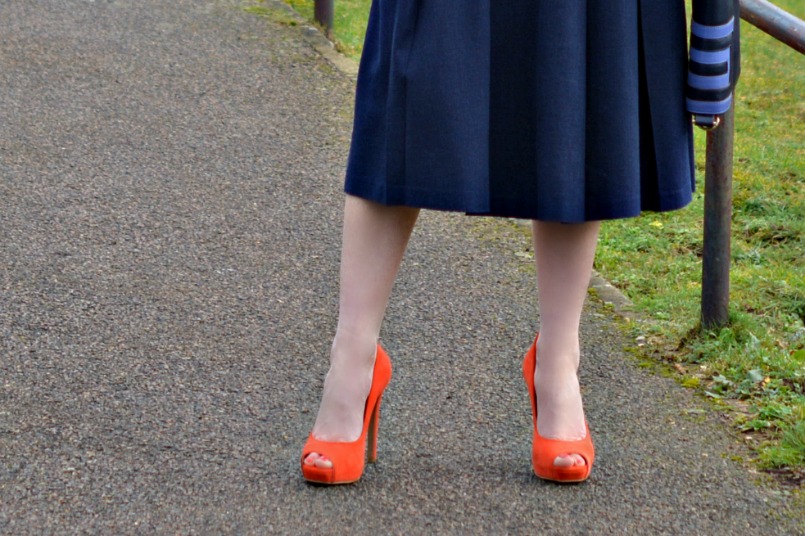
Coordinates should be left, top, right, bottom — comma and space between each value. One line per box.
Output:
0, 1, 801, 534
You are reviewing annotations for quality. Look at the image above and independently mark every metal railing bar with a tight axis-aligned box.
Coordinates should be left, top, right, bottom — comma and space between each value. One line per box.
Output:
741, 0, 805, 55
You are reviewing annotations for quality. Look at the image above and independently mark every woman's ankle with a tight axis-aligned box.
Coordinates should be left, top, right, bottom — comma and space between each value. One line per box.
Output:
330, 330, 378, 368
534, 333, 580, 368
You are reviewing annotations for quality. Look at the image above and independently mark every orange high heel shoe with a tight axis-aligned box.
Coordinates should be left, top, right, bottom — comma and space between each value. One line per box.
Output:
523, 335, 594, 483
301, 344, 392, 485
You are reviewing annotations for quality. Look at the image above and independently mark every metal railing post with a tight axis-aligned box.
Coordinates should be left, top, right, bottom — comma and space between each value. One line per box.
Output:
701, 105, 736, 329
314, 0, 334, 36
698, 2, 803, 328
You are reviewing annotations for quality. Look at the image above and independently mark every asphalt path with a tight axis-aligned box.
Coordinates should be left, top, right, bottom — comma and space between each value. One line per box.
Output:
0, 1, 801, 534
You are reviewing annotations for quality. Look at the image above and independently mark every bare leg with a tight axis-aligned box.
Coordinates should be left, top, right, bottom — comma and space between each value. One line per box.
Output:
304, 195, 419, 468
532, 220, 601, 468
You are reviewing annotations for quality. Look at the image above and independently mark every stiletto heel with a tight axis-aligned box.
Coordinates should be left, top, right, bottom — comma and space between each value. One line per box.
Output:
367, 396, 381, 463
523, 335, 594, 483
301, 344, 392, 485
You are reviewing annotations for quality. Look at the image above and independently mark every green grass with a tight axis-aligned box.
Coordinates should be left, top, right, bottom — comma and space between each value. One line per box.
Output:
243, 3, 300, 26
261, 0, 805, 473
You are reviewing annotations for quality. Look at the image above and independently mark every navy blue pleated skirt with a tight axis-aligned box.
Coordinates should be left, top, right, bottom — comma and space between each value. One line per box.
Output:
344, 1, 696, 222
